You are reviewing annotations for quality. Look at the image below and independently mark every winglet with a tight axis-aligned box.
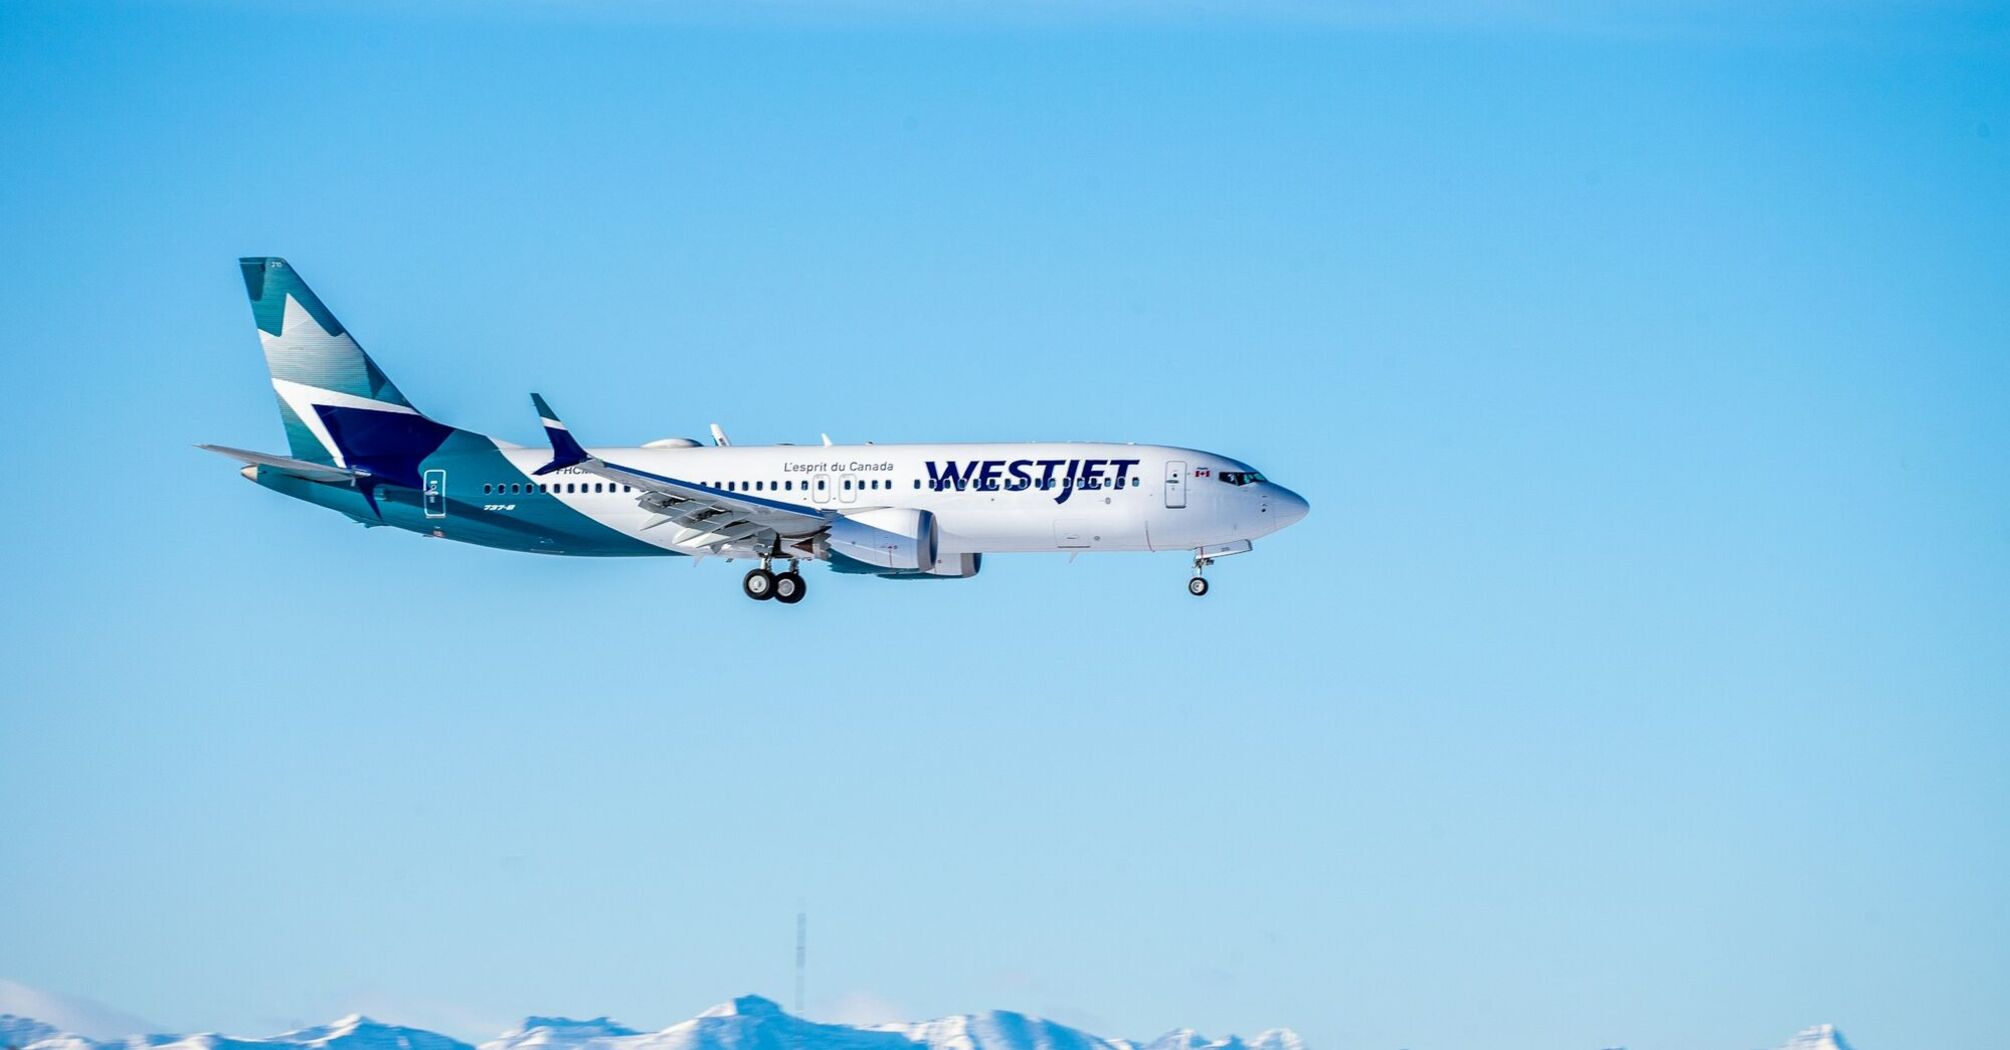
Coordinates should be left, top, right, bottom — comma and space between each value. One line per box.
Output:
531, 393, 591, 475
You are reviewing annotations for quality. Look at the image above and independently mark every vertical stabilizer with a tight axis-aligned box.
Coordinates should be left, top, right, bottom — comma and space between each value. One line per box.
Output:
239, 257, 421, 466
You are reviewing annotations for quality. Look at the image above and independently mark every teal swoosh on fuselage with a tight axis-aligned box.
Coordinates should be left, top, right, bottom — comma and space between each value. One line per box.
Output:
253, 434, 672, 557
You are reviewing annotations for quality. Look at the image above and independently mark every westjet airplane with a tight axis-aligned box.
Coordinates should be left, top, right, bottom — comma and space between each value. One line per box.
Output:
203, 258, 1309, 603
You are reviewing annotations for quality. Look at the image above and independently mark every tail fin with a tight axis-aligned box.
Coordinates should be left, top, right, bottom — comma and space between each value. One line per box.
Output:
238, 257, 451, 488
240, 257, 424, 466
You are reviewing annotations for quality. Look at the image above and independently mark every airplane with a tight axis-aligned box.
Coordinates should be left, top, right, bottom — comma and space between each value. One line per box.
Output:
202, 258, 1309, 603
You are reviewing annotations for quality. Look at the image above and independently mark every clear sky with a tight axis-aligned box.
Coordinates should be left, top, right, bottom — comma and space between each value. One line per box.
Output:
1, 3, 2005, 1050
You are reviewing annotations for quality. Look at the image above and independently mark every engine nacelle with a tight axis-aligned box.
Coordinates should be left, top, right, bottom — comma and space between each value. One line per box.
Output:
824, 508, 938, 573
915, 553, 981, 578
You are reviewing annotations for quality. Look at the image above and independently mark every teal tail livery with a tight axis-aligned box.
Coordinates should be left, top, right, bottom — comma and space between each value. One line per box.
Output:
203, 258, 1308, 603
242, 256, 418, 463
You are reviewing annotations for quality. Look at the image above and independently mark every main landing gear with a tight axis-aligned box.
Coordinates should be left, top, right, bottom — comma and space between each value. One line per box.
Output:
743, 558, 807, 604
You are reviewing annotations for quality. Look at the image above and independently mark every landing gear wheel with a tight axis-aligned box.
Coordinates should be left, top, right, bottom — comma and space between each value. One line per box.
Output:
773, 571, 806, 604
743, 568, 776, 601
1188, 576, 1210, 597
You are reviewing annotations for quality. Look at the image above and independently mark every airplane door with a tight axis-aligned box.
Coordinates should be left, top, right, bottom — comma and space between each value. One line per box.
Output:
840, 473, 859, 504
1164, 460, 1187, 509
424, 469, 447, 518
812, 473, 831, 504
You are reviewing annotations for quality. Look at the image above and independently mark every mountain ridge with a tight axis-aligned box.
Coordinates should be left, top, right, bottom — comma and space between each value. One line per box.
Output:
0, 999, 1851, 1050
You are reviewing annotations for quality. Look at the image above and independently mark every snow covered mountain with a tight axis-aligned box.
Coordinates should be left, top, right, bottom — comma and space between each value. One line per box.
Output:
1778, 1025, 1855, 1050
479, 998, 1304, 1050
2, 1017, 65, 1050
0, 1015, 472, 1050
483, 998, 908, 1050
2, 1001, 1293, 1050
0, 997, 1850, 1050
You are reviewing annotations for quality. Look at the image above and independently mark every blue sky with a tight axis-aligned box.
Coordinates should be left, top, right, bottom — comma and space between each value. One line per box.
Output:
1, 3, 2006, 1049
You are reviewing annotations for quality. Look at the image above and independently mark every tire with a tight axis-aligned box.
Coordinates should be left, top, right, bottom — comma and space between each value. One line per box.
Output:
1187, 576, 1210, 597
774, 571, 806, 604
743, 568, 776, 600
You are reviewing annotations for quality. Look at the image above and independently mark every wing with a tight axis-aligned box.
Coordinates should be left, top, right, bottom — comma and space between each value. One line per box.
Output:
529, 394, 828, 557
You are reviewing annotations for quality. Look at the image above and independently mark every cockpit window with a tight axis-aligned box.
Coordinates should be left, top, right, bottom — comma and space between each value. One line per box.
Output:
1218, 471, 1268, 486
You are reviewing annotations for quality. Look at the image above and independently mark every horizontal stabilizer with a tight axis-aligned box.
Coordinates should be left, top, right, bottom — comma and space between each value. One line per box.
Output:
198, 444, 362, 485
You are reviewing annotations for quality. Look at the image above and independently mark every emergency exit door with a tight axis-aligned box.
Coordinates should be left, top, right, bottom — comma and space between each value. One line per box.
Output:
1163, 460, 1187, 509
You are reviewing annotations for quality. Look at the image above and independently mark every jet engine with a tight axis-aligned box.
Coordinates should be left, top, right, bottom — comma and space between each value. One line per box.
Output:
824, 508, 938, 573
907, 553, 981, 579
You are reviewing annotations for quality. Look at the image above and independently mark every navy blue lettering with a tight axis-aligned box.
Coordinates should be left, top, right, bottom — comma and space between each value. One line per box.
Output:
927, 461, 979, 490
1054, 459, 1082, 504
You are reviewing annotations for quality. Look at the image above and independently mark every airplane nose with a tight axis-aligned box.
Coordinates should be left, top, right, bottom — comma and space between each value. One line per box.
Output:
1272, 486, 1309, 527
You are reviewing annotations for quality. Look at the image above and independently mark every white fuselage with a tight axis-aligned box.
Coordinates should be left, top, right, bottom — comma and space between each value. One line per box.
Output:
488, 441, 1306, 556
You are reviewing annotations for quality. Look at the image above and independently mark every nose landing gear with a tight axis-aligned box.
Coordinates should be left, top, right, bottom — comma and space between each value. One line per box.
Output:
1185, 539, 1254, 597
